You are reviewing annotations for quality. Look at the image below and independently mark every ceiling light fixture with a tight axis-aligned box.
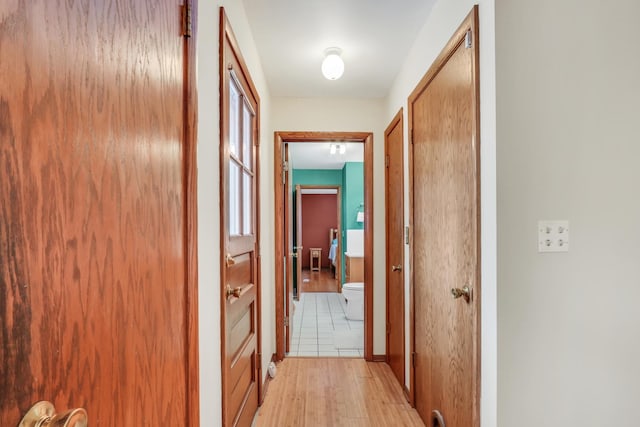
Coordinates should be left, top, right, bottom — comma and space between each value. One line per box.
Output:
321, 47, 344, 80
330, 143, 346, 155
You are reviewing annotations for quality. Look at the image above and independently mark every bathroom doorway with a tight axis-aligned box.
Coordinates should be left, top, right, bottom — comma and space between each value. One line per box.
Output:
274, 132, 373, 361
290, 180, 362, 357
294, 185, 342, 297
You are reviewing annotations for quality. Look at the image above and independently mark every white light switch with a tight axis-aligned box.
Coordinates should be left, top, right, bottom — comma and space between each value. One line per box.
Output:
538, 220, 569, 253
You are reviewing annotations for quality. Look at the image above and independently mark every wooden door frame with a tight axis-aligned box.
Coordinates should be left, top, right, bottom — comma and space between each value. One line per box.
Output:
407, 5, 480, 419
274, 131, 374, 361
184, 1, 200, 425
384, 108, 405, 396
295, 184, 342, 294
219, 7, 264, 424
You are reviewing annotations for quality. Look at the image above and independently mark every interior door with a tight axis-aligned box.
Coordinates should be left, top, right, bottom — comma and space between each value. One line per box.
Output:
385, 109, 406, 389
284, 146, 294, 354
295, 185, 303, 295
410, 8, 480, 427
220, 8, 261, 427
0, 0, 196, 425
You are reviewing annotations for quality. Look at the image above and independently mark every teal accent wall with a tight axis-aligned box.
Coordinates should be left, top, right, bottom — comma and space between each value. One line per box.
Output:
292, 169, 342, 187
340, 162, 364, 284
342, 162, 365, 233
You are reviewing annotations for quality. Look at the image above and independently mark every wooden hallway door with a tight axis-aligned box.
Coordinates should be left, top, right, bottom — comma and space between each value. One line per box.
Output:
219, 8, 262, 427
409, 7, 481, 427
385, 109, 406, 391
0, 0, 198, 425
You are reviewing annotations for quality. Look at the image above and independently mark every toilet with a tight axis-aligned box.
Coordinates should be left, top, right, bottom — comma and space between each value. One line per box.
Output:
342, 282, 364, 321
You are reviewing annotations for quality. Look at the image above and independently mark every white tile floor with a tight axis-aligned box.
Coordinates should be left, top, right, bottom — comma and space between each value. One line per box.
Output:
287, 292, 364, 357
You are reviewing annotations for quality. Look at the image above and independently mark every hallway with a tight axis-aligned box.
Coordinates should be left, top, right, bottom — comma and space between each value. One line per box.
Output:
255, 358, 424, 426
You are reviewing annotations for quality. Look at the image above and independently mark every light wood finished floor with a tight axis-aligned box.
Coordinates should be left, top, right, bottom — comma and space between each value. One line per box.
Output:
255, 358, 425, 427
300, 268, 338, 294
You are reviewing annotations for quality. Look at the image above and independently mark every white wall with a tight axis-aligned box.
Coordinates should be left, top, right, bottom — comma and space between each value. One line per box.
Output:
384, 1, 497, 426
496, 0, 640, 425
197, 2, 273, 425
270, 97, 387, 355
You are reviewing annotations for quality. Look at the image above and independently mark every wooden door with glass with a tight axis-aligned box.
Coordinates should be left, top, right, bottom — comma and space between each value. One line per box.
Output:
220, 8, 262, 427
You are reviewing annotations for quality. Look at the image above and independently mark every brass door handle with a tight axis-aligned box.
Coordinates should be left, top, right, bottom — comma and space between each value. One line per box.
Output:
226, 253, 236, 267
392, 265, 402, 272
451, 285, 471, 303
20, 401, 87, 427
226, 284, 242, 298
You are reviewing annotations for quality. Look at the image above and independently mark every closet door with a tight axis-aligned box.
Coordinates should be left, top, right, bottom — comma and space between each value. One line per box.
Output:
409, 7, 480, 427
0, 0, 196, 425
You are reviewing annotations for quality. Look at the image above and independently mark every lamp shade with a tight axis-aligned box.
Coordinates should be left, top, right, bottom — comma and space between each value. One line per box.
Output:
322, 48, 344, 80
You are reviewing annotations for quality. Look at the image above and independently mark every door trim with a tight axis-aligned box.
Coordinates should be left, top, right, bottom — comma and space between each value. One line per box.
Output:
384, 108, 405, 390
408, 5, 480, 421
184, 1, 200, 425
274, 131, 374, 361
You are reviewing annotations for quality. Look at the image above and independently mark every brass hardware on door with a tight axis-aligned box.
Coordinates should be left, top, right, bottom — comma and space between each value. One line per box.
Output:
226, 284, 242, 298
392, 265, 402, 272
431, 410, 445, 427
20, 401, 87, 427
290, 252, 298, 258
226, 253, 236, 267
451, 285, 472, 303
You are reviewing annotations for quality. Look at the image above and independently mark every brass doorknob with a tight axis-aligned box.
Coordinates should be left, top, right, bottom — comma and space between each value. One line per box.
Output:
20, 401, 87, 427
226, 284, 242, 298
451, 285, 471, 303
226, 253, 236, 267
392, 265, 402, 272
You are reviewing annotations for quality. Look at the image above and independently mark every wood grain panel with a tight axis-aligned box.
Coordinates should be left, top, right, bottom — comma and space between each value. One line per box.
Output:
184, 0, 201, 424
0, 0, 195, 425
408, 7, 480, 427
229, 309, 253, 357
384, 109, 405, 389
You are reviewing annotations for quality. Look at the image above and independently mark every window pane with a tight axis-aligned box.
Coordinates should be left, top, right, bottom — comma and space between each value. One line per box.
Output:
229, 161, 240, 235
242, 102, 253, 168
229, 79, 240, 158
243, 171, 252, 235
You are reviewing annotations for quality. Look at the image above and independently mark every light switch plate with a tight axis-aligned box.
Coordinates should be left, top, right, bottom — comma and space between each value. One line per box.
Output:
538, 220, 570, 252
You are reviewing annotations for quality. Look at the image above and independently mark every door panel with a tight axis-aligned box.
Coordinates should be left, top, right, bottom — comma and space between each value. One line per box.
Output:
284, 147, 294, 353
220, 8, 261, 427
385, 109, 405, 388
295, 186, 303, 295
410, 8, 480, 427
0, 0, 194, 425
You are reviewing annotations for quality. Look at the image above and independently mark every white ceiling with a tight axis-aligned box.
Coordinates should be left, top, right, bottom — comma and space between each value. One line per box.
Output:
289, 142, 363, 170
242, 0, 437, 98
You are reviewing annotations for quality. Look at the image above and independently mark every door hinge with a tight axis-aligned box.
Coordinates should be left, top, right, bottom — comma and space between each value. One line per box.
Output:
412, 351, 417, 367
284, 316, 289, 327
405, 226, 410, 245
282, 161, 288, 185
385, 155, 389, 168
410, 128, 414, 145
465, 29, 472, 48
182, 3, 192, 38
